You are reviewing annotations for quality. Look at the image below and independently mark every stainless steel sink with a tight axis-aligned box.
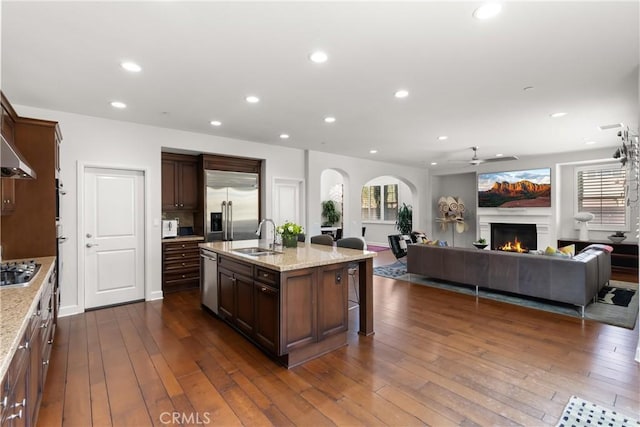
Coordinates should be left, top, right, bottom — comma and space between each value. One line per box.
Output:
232, 247, 282, 256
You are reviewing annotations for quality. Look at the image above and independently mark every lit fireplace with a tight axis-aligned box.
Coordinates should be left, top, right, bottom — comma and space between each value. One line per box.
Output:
490, 223, 537, 252
498, 237, 529, 253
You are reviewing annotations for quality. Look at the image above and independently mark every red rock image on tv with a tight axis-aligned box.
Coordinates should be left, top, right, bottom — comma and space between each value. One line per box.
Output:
478, 169, 551, 208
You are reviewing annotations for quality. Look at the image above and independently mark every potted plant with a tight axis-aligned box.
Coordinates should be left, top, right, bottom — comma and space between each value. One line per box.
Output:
277, 221, 304, 248
321, 200, 341, 226
396, 203, 413, 235
473, 237, 488, 250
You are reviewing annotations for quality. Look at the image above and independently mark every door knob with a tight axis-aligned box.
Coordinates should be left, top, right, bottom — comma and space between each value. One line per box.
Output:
86, 243, 99, 248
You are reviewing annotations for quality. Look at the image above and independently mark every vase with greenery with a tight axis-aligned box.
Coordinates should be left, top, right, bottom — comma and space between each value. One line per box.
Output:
395, 203, 413, 235
277, 221, 304, 248
321, 200, 341, 226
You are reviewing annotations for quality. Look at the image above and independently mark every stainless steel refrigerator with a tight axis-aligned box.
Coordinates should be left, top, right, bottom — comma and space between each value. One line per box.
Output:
205, 170, 259, 241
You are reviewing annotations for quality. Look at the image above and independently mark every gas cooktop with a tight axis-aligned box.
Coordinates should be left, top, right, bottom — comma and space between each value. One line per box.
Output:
0, 260, 40, 288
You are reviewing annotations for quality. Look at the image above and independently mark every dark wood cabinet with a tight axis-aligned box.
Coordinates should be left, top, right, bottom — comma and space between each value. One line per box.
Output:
1, 265, 57, 427
162, 153, 198, 211
254, 283, 279, 354
0, 93, 61, 260
558, 238, 639, 279
162, 239, 202, 293
1, 179, 16, 215
213, 254, 349, 367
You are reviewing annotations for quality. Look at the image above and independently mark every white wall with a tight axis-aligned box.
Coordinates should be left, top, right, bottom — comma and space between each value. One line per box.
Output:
307, 151, 428, 247
431, 173, 477, 247
429, 146, 638, 248
15, 104, 306, 316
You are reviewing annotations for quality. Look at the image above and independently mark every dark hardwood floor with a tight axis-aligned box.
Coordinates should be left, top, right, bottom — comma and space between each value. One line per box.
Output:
38, 250, 639, 426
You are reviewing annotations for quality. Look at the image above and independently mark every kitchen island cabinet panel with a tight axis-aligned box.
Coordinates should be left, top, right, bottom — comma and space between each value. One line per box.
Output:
317, 264, 349, 340
280, 268, 317, 353
254, 283, 279, 354
218, 268, 236, 320
234, 273, 255, 336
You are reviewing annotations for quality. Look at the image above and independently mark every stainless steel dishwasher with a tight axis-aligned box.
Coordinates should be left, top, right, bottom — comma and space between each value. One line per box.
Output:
200, 249, 218, 314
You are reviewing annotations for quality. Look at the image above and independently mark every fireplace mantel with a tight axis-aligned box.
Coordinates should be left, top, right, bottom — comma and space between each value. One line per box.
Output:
477, 209, 552, 249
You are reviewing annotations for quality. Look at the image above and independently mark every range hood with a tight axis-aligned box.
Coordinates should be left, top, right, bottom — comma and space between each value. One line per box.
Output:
1, 134, 36, 179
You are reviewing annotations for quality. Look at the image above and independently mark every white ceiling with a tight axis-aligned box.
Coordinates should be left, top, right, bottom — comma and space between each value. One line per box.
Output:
1, 1, 638, 167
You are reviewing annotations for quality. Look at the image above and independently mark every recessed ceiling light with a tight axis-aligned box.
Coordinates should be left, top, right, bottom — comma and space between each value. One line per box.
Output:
246, 95, 260, 104
280, 134, 290, 139
120, 61, 142, 72
473, 3, 502, 20
309, 51, 328, 64
496, 153, 504, 157
370, 149, 378, 154
598, 123, 623, 130
550, 112, 567, 118
110, 101, 126, 109
394, 89, 409, 98
210, 120, 222, 126
430, 162, 438, 166
324, 116, 336, 123
585, 141, 597, 145
438, 135, 448, 140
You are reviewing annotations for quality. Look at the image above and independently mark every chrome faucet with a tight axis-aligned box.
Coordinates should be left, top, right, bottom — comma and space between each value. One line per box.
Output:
256, 218, 276, 249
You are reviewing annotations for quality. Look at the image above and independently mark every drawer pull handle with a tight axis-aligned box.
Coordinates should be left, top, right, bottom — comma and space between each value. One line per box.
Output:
1, 395, 7, 408
181, 244, 185, 248
41, 321, 48, 329
263, 273, 268, 278
18, 341, 29, 350
7, 409, 22, 420
261, 287, 267, 292
48, 338, 54, 345
13, 398, 25, 409
43, 360, 50, 366
181, 275, 186, 279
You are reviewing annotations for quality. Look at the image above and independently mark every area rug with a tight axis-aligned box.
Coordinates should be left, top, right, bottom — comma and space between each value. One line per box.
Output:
556, 395, 639, 427
598, 286, 636, 306
393, 272, 639, 329
373, 261, 407, 278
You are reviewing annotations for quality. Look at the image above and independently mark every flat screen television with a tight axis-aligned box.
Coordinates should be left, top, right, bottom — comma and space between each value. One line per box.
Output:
478, 168, 551, 208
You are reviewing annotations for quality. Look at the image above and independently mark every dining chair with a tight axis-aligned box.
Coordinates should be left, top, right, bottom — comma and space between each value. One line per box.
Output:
310, 234, 334, 246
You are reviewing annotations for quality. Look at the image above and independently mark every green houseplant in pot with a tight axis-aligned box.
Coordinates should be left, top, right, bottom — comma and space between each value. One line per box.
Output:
395, 203, 413, 235
321, 200, 341, 226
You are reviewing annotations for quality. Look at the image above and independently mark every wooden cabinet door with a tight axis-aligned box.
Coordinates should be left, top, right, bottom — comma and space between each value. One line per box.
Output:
280, 268, 317, 352
178, 161, 198, 210
218, 268, 236, 321
317, 264, 349, 340
1, 179, 15, 215
235, 274, 255, 335
254, 282, 279, 354
161, 159, 178, 210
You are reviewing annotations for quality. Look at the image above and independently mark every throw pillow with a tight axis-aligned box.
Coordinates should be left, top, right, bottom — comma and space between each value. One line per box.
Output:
558, 244, 575, 257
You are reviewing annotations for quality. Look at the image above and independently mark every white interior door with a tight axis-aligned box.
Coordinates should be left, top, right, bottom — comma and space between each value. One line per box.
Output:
83, 167, 145, 309
273, 178, 303, 227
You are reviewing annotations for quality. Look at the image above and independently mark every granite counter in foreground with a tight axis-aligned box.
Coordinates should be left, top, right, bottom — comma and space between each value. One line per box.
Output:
199, 239, 375, 272
0, 256, 56, 381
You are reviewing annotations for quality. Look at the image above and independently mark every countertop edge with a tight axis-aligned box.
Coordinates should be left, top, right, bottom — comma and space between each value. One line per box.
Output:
200, 241, 375, 272
0, 257, 56, 381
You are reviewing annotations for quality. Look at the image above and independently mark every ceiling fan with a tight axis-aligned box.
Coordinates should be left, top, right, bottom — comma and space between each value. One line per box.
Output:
466, 146, 518, 166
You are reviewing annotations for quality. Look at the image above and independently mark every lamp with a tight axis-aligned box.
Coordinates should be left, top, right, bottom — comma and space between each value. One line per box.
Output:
574, 212, 595, 241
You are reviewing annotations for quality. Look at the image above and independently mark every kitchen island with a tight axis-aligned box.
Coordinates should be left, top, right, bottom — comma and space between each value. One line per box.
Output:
199, 240, 375, 367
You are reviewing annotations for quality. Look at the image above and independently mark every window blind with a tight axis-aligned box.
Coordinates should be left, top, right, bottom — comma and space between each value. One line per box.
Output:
577, 166, 627, 226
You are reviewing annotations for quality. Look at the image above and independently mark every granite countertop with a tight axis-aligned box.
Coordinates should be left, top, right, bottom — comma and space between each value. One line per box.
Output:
162, 235, 205, 243
200, 239, 375, 272
0, 256, 56, 381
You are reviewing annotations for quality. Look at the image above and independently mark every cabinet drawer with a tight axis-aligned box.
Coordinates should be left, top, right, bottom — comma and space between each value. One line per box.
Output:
164, 259, 200, 271
218, 256, 252, 277
162, 241, 200, 253
164, 268, 200, 282
255, 266, 279, 287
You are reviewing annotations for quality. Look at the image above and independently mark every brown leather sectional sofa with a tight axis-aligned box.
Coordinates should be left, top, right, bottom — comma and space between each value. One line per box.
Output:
406, 244, 611, 316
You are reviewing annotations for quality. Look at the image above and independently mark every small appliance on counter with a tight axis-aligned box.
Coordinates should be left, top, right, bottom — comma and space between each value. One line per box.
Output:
162, 219, 178, 238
